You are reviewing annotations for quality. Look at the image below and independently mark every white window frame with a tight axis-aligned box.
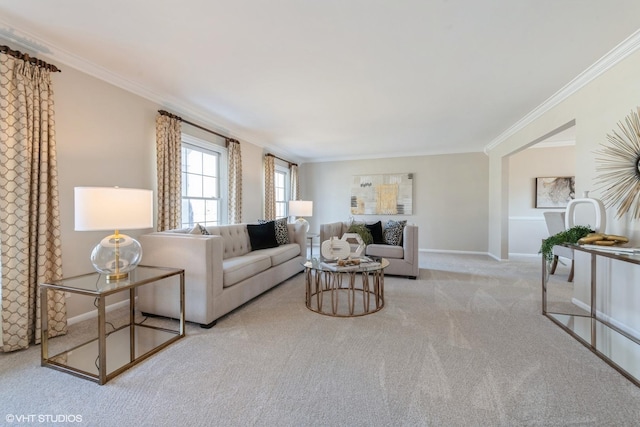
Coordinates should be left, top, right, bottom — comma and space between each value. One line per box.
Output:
181, 134, 228, 227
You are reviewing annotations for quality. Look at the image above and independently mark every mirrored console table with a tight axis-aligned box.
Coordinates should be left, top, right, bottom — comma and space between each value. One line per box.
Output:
542, 244, 640, 387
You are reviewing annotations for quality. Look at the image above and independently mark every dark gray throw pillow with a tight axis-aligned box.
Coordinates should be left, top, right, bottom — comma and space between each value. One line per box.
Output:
258, 218, 290, 245
365, 221, 385, 244
247, 222, 279, 250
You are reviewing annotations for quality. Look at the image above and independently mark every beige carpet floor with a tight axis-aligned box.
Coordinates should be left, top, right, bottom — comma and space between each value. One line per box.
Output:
2, 253, 640, 426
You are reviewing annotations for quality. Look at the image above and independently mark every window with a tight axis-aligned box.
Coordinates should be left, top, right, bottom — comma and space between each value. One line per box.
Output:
275, 165, 290, 219
181, 135, 227, 228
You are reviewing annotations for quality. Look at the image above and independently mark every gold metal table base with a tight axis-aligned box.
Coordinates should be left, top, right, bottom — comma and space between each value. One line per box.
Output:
305, 266, 385, 317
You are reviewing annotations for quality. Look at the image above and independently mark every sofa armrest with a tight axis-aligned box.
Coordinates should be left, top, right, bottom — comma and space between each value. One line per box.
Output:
140, 233, 225, 298
139, 233, 226, 325
320, 222, 346, 244
288, 222, 307, 256
403, 224, 418, 264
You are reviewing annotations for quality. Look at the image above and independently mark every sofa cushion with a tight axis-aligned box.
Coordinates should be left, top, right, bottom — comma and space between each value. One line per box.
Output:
365, 221, 384, 244
223, 253, 272, 288
384, 220, 407, 246
366, 243, 404, 260
255, 243, 300, 267
247, 222, 279, 250
258, 218, 290, 245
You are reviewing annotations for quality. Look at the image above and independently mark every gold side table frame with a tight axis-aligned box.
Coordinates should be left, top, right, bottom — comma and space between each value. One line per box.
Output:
304, 258, 388, 317
41, 265, 185, 385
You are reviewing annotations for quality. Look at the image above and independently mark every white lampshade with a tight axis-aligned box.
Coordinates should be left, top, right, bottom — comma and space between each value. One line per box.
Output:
288, 200, 313, 217
75, 187, 153, 231
75, 187, 153, 282
289, 200, 313, 233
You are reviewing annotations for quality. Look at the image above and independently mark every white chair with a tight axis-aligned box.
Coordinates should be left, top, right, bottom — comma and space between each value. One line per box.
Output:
543, 211, 574, 282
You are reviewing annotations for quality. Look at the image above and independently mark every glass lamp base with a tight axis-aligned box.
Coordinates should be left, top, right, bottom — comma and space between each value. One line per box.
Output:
106, 271, 130, 283
295, 218, 310, 233
91, 233, 142, 281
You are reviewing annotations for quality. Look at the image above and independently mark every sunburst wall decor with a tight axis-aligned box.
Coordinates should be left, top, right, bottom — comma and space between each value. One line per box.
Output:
595, 108, 640, 219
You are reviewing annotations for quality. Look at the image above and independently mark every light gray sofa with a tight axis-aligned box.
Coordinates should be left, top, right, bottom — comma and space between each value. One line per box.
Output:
320, 221, 419, 279
138, 222, 306, 328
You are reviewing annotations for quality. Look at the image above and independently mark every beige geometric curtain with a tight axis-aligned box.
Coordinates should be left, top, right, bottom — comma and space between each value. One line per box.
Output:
290, 163, 300, 202
0, 52, 66, 352
264, 154, 276, 220
156, 113, 182, 231
227, 139, 242, 224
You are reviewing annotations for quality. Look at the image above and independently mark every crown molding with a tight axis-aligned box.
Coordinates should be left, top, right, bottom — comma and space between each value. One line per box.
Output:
0, 20, 310, 163
2, 17, 637, 163
483, 28, 640, 155
0, 17, 249, 141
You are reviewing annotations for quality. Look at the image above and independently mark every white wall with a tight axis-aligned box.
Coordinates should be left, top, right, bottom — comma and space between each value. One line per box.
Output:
301, 152, 489, 253
508, 145, 575, 255
51, 65, 267, 319
488, 49, 640, 259
487, 47, 640, 346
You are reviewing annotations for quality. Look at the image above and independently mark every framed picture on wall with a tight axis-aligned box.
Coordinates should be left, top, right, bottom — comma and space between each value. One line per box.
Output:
535, 176, 575, 208
350, 173, 413, 215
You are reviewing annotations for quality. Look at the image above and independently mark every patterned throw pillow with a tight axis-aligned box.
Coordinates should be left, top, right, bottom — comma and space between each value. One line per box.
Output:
258, 218, 289, 245
189, 223, 210, 235
383, 220, 407, 246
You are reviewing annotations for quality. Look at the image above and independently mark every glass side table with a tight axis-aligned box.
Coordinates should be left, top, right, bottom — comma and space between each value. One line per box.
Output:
40, 265, 185, 385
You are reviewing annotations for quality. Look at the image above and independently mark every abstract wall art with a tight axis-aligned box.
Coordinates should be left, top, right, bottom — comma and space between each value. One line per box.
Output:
350, 173, 413, 215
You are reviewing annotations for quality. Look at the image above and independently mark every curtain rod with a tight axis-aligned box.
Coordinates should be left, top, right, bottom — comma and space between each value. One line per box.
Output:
158, 109, 238, 144
266, 153, 297, 167
0, 45, 61, 72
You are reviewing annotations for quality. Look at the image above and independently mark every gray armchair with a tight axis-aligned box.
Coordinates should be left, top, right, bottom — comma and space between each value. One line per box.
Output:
320, 220, 419, 279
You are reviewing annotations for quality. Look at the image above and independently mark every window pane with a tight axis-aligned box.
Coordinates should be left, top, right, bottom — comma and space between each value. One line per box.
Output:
184, 173, 203, 197
202, 176, 218, 198
202, 152, 218, 176
181, 140, 223, 227
189, 199, 206, 223
183, 148, 203, 174
205, 199, 219, 225
181, 199, 193, 228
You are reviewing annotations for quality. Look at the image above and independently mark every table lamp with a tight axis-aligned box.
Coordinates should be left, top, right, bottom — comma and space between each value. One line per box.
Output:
75, 187, 153, 282
288, 200, 313, 233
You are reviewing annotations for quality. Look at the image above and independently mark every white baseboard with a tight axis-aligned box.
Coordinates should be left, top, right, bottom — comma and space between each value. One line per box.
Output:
508, 253, 540, 259
67, 298, 133, 326
420, 248, 489, 256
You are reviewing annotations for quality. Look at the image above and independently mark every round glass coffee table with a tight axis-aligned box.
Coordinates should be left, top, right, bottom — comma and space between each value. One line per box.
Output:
303, 258, 389, 317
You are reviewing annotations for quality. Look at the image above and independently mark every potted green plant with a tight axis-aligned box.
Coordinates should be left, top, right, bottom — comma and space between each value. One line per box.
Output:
539, 225, 593, 261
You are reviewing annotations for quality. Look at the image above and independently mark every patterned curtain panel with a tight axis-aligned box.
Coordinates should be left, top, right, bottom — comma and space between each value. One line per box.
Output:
227, 139, 242, 224
156, 114, 182, 231
0, 53, 66, 352
290, 164, 300, 202
264, 155, 276, 220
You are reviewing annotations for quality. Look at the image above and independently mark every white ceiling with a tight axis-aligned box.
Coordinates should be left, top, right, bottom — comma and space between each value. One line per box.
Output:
1, 1, 639, 163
